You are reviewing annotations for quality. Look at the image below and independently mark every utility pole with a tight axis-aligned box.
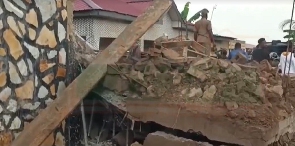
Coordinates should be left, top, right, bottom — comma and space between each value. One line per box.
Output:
210, 5, 217, 21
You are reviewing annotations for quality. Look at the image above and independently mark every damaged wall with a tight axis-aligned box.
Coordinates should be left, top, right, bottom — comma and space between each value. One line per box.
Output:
0, 0, 71, 145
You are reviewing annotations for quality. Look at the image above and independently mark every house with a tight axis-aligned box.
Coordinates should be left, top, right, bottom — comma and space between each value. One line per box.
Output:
228, 39, 247, 52
73, 0, 244, 51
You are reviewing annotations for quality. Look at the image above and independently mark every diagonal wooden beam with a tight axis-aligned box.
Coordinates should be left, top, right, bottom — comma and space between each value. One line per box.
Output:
12, 0, 172, 145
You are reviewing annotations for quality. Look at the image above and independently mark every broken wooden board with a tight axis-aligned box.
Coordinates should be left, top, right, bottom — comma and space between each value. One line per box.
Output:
161, 41, 207, 55
11, 0, 172, 145
162, 48, 180, 60
191, 41, 207, 54
161, 40, 192, 48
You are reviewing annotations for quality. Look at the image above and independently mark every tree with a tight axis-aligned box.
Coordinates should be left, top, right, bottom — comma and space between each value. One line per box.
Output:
180, 2, 208, 23
283, 29, 295, 41
180, 2, 208, 39
181, 2, 190, 21
280, 19, 295, 40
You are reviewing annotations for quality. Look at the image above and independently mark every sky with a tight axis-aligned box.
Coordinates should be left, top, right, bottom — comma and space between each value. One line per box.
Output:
174, 0, 294, 44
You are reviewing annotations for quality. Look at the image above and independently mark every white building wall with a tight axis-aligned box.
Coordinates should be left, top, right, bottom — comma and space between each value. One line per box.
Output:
74, 12, 194, 50
73, 18, 98, 47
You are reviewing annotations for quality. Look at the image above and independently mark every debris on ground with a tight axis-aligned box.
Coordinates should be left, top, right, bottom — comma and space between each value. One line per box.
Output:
143, 131, 213, 146
95, 35, 295, 145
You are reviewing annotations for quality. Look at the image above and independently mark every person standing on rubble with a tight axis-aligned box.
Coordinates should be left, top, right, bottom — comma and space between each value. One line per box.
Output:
252, 38, 270, 62
194, 9, 215, 55
228, 42, 249, 60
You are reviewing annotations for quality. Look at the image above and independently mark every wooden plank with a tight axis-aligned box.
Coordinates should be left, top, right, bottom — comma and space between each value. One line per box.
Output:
190, 41, 206, 54
161, 40, 207, 54
11, 0, 172, 145
183, 47, 188, 62
161, 40, 192, 48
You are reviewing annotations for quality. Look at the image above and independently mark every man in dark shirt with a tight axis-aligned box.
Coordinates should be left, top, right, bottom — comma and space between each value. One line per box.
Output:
252, 38, 270, 62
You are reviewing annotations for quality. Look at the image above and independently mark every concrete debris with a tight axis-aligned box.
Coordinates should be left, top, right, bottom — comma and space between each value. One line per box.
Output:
247, 110, 256, 118
224, 102, 238, 111
97, 37, 295, 145
202, 85, 217, 100
131, 142, 142, 146
188, 87, 203, 99
143, 131, 213, 146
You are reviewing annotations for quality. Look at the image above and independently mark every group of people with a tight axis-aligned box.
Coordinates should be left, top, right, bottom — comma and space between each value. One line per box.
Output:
227, 38, 269, 62
194, 9, 295, 75
193, 9, 269, 62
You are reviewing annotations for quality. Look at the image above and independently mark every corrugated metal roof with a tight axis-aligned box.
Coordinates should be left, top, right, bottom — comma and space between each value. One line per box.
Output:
74, 0, 92, 11
127, 1, 152, 14
74, 0, 148, 16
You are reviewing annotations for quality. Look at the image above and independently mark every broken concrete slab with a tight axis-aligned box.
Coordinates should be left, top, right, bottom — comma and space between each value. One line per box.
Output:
126, 100, 295, 146
103, 75, 129, 93
143, 131, 212, 146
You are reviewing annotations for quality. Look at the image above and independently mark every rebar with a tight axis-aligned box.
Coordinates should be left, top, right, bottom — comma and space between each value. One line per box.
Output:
80, 101, 88, 146
87, 99, 95, 136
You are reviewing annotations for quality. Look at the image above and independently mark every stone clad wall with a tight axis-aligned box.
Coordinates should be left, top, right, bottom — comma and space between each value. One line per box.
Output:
0, 0, 69, 145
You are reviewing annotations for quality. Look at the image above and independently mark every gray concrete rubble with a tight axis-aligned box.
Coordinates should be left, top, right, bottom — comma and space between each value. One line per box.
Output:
84, 38, 295, 146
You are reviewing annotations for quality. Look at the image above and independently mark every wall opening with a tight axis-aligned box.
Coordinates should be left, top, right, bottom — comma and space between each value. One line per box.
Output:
144, 40, 154, 52
99, 37, 115, 50
81, 35, 87, 40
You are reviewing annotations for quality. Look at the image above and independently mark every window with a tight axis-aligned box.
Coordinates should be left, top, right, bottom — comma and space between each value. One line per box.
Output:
81, 36, 87, 40
99, 37, 115, 50
144, 40, 154, 52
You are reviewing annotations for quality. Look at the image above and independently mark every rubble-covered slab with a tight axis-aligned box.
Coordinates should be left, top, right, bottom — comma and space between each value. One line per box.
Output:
126, 100, 295, 146
96, 38, 295, 145
143, 131, 212, 146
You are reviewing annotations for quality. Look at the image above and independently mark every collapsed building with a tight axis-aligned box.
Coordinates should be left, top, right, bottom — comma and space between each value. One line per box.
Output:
1, 0, 295, 146
85, 38, 295, 146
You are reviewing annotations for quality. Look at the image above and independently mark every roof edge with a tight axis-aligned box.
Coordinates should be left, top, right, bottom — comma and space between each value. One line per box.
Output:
74, 10, 136, 22
82, 0, 102, 9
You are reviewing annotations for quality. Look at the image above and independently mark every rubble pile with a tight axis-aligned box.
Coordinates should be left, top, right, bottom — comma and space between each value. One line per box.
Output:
105, 46, 285, 104
99, 38, 295, 145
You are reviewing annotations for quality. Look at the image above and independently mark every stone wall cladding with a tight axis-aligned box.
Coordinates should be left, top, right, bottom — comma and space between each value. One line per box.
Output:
0, 0, 68, 145
74, 13, 194, 50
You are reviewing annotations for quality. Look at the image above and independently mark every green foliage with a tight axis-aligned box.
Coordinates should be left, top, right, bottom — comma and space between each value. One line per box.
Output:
187, 9, 203, 23
280, 19, 295, 30
180, 2, 208, 23
180, 2, 190, 20
280, 19, 295, 41
283, 29, 295, 40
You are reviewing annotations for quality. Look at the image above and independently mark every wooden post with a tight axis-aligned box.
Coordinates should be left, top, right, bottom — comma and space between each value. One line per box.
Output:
11, 0, 172, 145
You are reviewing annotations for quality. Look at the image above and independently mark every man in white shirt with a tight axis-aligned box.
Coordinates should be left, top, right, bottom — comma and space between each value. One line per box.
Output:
278, 41, 295, 75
